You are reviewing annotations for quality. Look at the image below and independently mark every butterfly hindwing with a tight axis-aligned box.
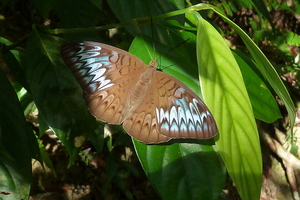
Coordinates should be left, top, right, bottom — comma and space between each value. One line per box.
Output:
122, 83, 171, 143
154, 72, 217, 139
122, 71, 217, 143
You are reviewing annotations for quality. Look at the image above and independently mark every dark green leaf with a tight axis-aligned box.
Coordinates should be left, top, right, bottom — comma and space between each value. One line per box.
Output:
0, 68, 32, 199
33, 0, 53, 19
107, 0, 185, 37
134, 141, 225, 200
89, 121, 105, 155
28, 127, 42, 161
0, 37, 28, 89
25, 28, 99, 165
252, 0, 274, 28
53, 0, 102, 28
90, 0, 102, 10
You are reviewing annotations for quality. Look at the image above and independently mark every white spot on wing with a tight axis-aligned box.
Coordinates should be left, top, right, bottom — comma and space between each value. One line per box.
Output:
169, 106, 177, 123
91, 68, 106, 80
156, 107, 170, 131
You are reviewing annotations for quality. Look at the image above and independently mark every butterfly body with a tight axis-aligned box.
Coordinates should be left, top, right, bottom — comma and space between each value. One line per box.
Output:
61, 42, 217, 143
127, 62, 156, 110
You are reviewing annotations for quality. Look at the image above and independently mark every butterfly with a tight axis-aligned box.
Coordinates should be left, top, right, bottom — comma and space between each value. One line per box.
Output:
61, 42, 217, 144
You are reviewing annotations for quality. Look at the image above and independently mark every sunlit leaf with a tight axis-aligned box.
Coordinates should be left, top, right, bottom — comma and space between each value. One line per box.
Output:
195, 15, 262, 200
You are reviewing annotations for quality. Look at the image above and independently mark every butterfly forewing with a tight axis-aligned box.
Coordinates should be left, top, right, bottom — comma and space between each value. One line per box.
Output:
61, 41, 218, 144
83, 78, 137, 124
61, 42, 145, 124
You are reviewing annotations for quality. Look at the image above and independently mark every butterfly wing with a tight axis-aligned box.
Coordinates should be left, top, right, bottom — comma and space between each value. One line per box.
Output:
154, 71, 217, 139
61, 42, 146, 124
122, 70, 217, 143
122, 82, 171, 143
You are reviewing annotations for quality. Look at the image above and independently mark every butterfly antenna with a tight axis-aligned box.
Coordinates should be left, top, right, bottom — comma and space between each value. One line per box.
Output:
158, 38, 191, 71
165, 38, 191, 55
156, 38, 191, 61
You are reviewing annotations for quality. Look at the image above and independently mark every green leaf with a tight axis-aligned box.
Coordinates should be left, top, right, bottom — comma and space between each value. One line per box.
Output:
88, 121, 105, 155
195, 15, 262, 200
25, 27, 99, 165
236, 0, 252, 8
33, 0, 52, 19
0, 68, 32, 200
134, 141, 225, 200
107, 0, 184, 21
39, 139, 57, 177
287, 31, 300, 46
0, 37, 28, 89
90, 0, 102, 10
251, 0, 274, 28
233, 50, 282, 123
28, 127, 42, 162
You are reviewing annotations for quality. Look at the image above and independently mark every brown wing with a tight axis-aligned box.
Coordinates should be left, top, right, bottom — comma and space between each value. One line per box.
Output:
122, 83, 171, 143
154, 71, 217, 139
122, 71, 217, 144
61, 42, 146, 124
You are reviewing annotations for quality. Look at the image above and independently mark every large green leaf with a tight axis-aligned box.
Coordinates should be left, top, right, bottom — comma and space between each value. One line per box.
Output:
134, 141, 225, 200
195, 15, 262, 200
25, 28, 99, 165
0, 68, 32, 200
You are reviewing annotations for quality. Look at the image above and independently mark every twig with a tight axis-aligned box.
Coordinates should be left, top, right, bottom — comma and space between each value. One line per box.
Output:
264, 132, 300, 200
